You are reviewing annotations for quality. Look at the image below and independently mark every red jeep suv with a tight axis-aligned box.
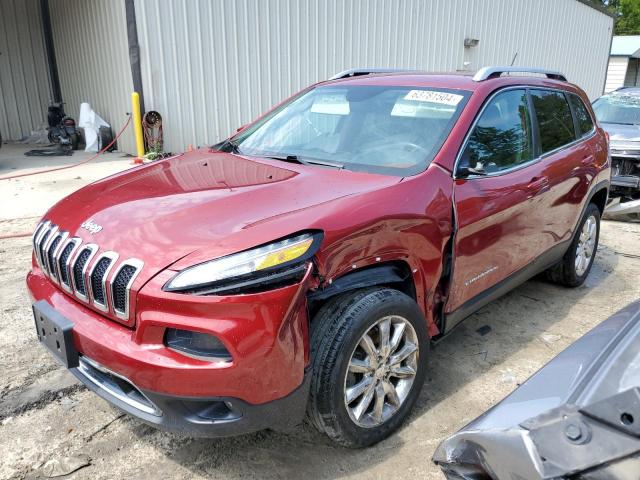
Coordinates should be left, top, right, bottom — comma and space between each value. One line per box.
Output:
28, 66, 610, 447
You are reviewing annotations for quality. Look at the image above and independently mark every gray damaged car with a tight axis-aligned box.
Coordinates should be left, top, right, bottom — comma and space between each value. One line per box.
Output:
433, 300, 640, 479
593, 88, 640, 220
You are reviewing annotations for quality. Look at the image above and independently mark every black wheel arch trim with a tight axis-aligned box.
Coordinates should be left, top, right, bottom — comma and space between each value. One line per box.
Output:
307, 262, 415, 313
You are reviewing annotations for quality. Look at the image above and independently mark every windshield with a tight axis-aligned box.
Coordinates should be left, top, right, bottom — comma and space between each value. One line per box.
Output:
593, 93, 640, 125
229, 85, 470, 176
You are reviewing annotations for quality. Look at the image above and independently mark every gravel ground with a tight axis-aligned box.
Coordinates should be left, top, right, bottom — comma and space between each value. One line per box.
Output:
1, 143, 639, 479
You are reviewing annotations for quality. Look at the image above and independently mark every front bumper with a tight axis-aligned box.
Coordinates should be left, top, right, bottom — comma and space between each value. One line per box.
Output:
27, 262, 314, 435
72, 355, 310, 436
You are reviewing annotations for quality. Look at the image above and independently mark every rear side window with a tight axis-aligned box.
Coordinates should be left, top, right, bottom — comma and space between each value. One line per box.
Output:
459, 89, 534, 173
568, 94, 595, 137
530, 90, 576, 153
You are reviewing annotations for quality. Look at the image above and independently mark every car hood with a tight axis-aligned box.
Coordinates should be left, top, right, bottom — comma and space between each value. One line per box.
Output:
433, 300, 640, 479
44, 149, 400, 285
601, 122, 640, 152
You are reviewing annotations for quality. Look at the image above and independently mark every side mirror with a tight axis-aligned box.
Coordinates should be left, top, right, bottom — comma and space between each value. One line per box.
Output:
456, 166, 488, 178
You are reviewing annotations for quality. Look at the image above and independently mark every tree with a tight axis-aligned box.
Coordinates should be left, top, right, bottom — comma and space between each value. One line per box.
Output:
595, 0, 640, 35
616, 0, 640, 34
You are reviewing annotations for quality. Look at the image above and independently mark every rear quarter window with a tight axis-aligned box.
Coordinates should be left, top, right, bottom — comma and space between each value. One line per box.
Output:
530, 89, 576, 154
568, 94, 595, 137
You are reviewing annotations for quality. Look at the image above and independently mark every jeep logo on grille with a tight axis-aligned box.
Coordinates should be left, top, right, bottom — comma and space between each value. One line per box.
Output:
81, 220, 103, 234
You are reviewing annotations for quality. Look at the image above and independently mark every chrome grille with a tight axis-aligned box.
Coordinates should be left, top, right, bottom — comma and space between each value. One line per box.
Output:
89, 252, 118, 311
37, 228, 53, 271
58, 241, 76, 287
46, 234, 63, 278
72, 246, 95, 299
110, 260, 143, 319
32, 220, 50, 267
32, 220, 143, 322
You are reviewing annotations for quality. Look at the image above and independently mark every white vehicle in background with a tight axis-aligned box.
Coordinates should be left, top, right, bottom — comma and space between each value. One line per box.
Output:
593, 88, 640, 221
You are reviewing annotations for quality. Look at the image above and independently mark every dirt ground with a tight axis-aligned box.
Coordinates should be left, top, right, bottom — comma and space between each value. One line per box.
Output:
1, 143, 639, 479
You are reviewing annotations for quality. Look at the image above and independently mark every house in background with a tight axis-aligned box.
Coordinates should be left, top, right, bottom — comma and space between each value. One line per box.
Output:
605, 35, 640, 92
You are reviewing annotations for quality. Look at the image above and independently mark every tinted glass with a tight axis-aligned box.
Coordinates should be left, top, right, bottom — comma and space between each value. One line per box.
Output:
232, 85, 469, 176
592, 93, 640, 125
568, 94, 594, 137
531, 90, 576, 153
459, 89, 533, 173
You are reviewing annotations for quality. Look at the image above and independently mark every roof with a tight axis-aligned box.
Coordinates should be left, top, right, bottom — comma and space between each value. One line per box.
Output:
611, 36, 640, 57
575, 0, 617, 19
324, 71, 581, 96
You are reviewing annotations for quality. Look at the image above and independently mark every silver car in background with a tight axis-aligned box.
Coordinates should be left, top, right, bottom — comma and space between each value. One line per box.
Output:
593, 88, 640, 220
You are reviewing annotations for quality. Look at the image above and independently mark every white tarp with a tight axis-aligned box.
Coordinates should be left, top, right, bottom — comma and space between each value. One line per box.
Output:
78, 103, 109, 152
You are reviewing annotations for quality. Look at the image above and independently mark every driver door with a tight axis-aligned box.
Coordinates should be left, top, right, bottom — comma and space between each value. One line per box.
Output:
445, 88, 549, 326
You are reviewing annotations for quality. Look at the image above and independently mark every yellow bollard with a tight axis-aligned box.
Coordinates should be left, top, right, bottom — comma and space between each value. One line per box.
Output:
131, 92, 145, 164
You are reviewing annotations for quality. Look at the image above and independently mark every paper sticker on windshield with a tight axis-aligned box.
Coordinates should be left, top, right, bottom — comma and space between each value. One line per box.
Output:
311, 93, 350, 115
404, 90, 463, 106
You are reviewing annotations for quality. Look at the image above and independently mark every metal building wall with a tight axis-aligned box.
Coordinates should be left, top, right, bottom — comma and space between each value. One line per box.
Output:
0, 0, 51, 141
49, 0, 136, 153
134, 0, 613, 154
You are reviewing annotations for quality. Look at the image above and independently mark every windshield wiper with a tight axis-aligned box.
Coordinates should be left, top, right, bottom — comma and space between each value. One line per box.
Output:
216, 138, 241, 153
263, 154, 344, 169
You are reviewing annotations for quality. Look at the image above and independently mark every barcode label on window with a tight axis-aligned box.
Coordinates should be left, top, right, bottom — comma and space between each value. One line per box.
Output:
404, 90, 463, 106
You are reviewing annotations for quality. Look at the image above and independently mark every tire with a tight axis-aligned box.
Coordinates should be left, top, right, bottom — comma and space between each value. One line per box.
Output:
99, 126, 116, 152
546, 203, 600, 287
47, 130, 57, 144
307, 288, 429, 448
69, 133, 80, 150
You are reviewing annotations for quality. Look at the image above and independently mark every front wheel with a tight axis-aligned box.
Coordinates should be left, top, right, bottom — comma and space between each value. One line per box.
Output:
547, 203, 600, 287
307, 288, 429, 447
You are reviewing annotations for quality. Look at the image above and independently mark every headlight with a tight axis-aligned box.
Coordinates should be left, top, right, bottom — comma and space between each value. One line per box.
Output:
164, 232, 322, 295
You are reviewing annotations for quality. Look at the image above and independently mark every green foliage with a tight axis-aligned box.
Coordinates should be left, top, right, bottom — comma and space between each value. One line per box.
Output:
596, 0, 640, 35
616, 0, 640, 35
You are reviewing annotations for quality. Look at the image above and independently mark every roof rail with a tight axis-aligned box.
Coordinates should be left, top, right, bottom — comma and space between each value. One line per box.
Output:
329, 68, 419, 80
473, 66, 567, 82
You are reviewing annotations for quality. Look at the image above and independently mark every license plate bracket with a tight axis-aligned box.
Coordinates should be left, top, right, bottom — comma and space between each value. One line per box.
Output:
33, 300, 79, 368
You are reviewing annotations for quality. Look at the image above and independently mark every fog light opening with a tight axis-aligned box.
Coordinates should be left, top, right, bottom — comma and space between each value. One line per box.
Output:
165, 328, 232, 362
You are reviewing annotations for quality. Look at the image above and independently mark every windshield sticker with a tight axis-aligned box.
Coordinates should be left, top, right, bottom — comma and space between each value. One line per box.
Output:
311, 94, 350, 115
391, 99, 455, 118
404, 90, 464, 106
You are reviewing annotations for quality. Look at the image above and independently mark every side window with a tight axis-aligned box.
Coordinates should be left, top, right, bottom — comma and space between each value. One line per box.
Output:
459, 89, 533, 173
568, 94, 595, 137
530, 89, 576, 153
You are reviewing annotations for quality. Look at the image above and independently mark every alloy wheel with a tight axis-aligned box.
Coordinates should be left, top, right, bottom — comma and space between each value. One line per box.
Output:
343, 315, 419, 428
575, 214, 597, 276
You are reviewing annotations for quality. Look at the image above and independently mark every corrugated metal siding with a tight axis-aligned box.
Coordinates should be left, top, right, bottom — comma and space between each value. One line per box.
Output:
49, 0, 136, 153
624, 58, 640, 87
0, 0, 51, 140
135, 0, 613, 154
605, 56, 629, 92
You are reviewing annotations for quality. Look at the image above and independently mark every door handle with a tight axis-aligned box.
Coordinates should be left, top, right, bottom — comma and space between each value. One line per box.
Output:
581, 155, 594, 165
526, 176, 549, 198
527, 176, 549, 189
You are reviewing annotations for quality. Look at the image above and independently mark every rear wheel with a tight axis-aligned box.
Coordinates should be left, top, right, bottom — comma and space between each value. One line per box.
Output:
547, 203, 600, 287
307, 288, 428, 447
